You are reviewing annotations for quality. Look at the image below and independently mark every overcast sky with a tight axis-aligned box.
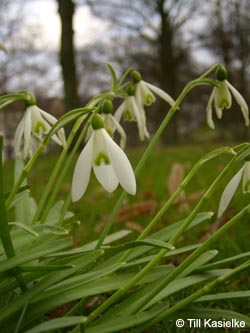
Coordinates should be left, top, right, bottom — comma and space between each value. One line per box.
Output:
23, 0, 107, 50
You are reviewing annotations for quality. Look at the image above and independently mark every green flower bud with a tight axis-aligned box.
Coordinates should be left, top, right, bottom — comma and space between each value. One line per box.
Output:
216, 66, 228, 81
102, 100, 113, 114
127, 83, 136, 96
131, 70, 142, 83
91, 114, 104, 130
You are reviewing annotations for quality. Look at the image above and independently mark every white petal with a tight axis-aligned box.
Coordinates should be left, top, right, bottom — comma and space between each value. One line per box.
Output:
114, 101, 126, 123
136, 81, 155, 106
144, 81, 175, 106
23, 109, 32, 159
206, 89, 215, 129
242, 162, 250, 193
93, 164, 119, 192
218, 166, 244, 218
14, 117, 25, 157
102, 129, 136, 195
71, 135, 93, 202
130, 97, 149, 140
110, 115, 127, 149
214, 81, 232, 113
39, 108, 57, 125
227, 82, 249, 126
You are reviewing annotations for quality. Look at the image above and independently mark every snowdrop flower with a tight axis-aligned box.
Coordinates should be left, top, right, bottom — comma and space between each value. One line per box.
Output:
101, 100, 127, 149
85, 100, 127, 149
131, 70, 175, 107
115, 84, 149, 141
71, 114, 136, 201
14, 105, 66, 159
218, 161, 250, 217
206, 67, 249, 129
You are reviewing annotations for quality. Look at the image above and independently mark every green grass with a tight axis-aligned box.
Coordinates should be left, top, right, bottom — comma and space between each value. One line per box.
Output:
4, 144, 250, 253
3, 144, 250, 327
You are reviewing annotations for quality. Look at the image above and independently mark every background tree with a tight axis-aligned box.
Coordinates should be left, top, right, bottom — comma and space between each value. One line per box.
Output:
85, 0, 203, 143
201, 0, 250, 139
58, 0, 80, 112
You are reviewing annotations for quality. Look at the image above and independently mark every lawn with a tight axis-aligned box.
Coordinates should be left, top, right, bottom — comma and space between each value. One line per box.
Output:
2, 143, 250, 331
4, 143, 250, 254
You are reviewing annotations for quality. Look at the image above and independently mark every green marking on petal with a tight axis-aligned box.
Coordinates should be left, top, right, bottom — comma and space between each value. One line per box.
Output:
106, 129, 113, 137
219, 98, 231, 109
243, 180, 250, 193
145, 94, 154, 105
94, 152, 110, 166
124, 109, 135, 121
33, 121, 46, 134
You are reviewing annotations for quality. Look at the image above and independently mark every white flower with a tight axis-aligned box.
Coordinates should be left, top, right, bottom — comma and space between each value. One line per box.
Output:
85, 114, 127, 150
71, 128, 136, 201
14, 105, 66, 159
102, 114, 127, 149
206, 80, 249, 129
135, 80, 175, 107
114, 96, 149, 141
218, 161, 250, 217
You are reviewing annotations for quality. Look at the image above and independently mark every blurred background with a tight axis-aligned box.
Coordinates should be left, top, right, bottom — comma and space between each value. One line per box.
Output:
1, 0, 250, 156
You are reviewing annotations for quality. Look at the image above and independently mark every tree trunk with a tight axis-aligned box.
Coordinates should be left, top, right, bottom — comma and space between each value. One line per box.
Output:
58, 0, 80, 112
157, 0, 178, 144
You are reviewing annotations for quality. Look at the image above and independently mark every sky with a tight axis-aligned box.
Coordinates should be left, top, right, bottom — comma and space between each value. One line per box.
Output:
22, 0, 107, 50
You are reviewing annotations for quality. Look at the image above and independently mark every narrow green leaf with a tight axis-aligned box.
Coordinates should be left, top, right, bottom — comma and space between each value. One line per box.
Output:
86, 307, 163, 333
24, 316, 87, 333
9, 222, 39, 237
47, 108, 91, 140
179, 250, 218, 277
0, 237, 72, 273
196, 290, 250, 302
198, 251, 250, 270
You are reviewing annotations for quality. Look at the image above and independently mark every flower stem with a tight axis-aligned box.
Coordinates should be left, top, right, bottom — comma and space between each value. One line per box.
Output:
119, 146, 235, 262
87, 144, 247, 323
134, 259, 250, 332
31, 116, 85, 224
0, 135, 27, 291
95, 77, 217, 250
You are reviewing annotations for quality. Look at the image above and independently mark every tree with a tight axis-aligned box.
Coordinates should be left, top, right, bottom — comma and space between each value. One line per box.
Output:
58, 0, 80, 112
85, 0, 203, 143
201, 0, 250, 139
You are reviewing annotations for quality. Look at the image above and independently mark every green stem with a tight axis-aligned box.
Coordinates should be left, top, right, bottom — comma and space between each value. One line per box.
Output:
87, 145, 246, 323
119, 147, 235, 262
5, 141, 46, 209
95, 77, 217, 250
198, 63, 221, 79
0, 135, 27, 292
134, 259, 250, 332
120, 146, 247, 315
32, 117, 87, 223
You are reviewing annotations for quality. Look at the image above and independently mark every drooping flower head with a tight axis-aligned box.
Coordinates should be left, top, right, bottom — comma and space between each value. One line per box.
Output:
101, 99, 127, 149
71, 114, 136, 201
218, 160, 250, 217
206, 67, 249, 129
114, 83, 150, 141
14, 104, 66, 159
131, 70, 175, 108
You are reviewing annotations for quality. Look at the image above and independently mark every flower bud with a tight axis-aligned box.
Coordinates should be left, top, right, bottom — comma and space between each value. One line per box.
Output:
127, 83, 136, 96
131, 70, 142, 83
216, 66, 228, 81
91, 114, 104, 130
102, 100, 113, 114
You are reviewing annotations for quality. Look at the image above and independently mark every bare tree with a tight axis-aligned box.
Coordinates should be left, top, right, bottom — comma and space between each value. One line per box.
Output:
57, 0, 80, 112
85, 0, 202, 142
